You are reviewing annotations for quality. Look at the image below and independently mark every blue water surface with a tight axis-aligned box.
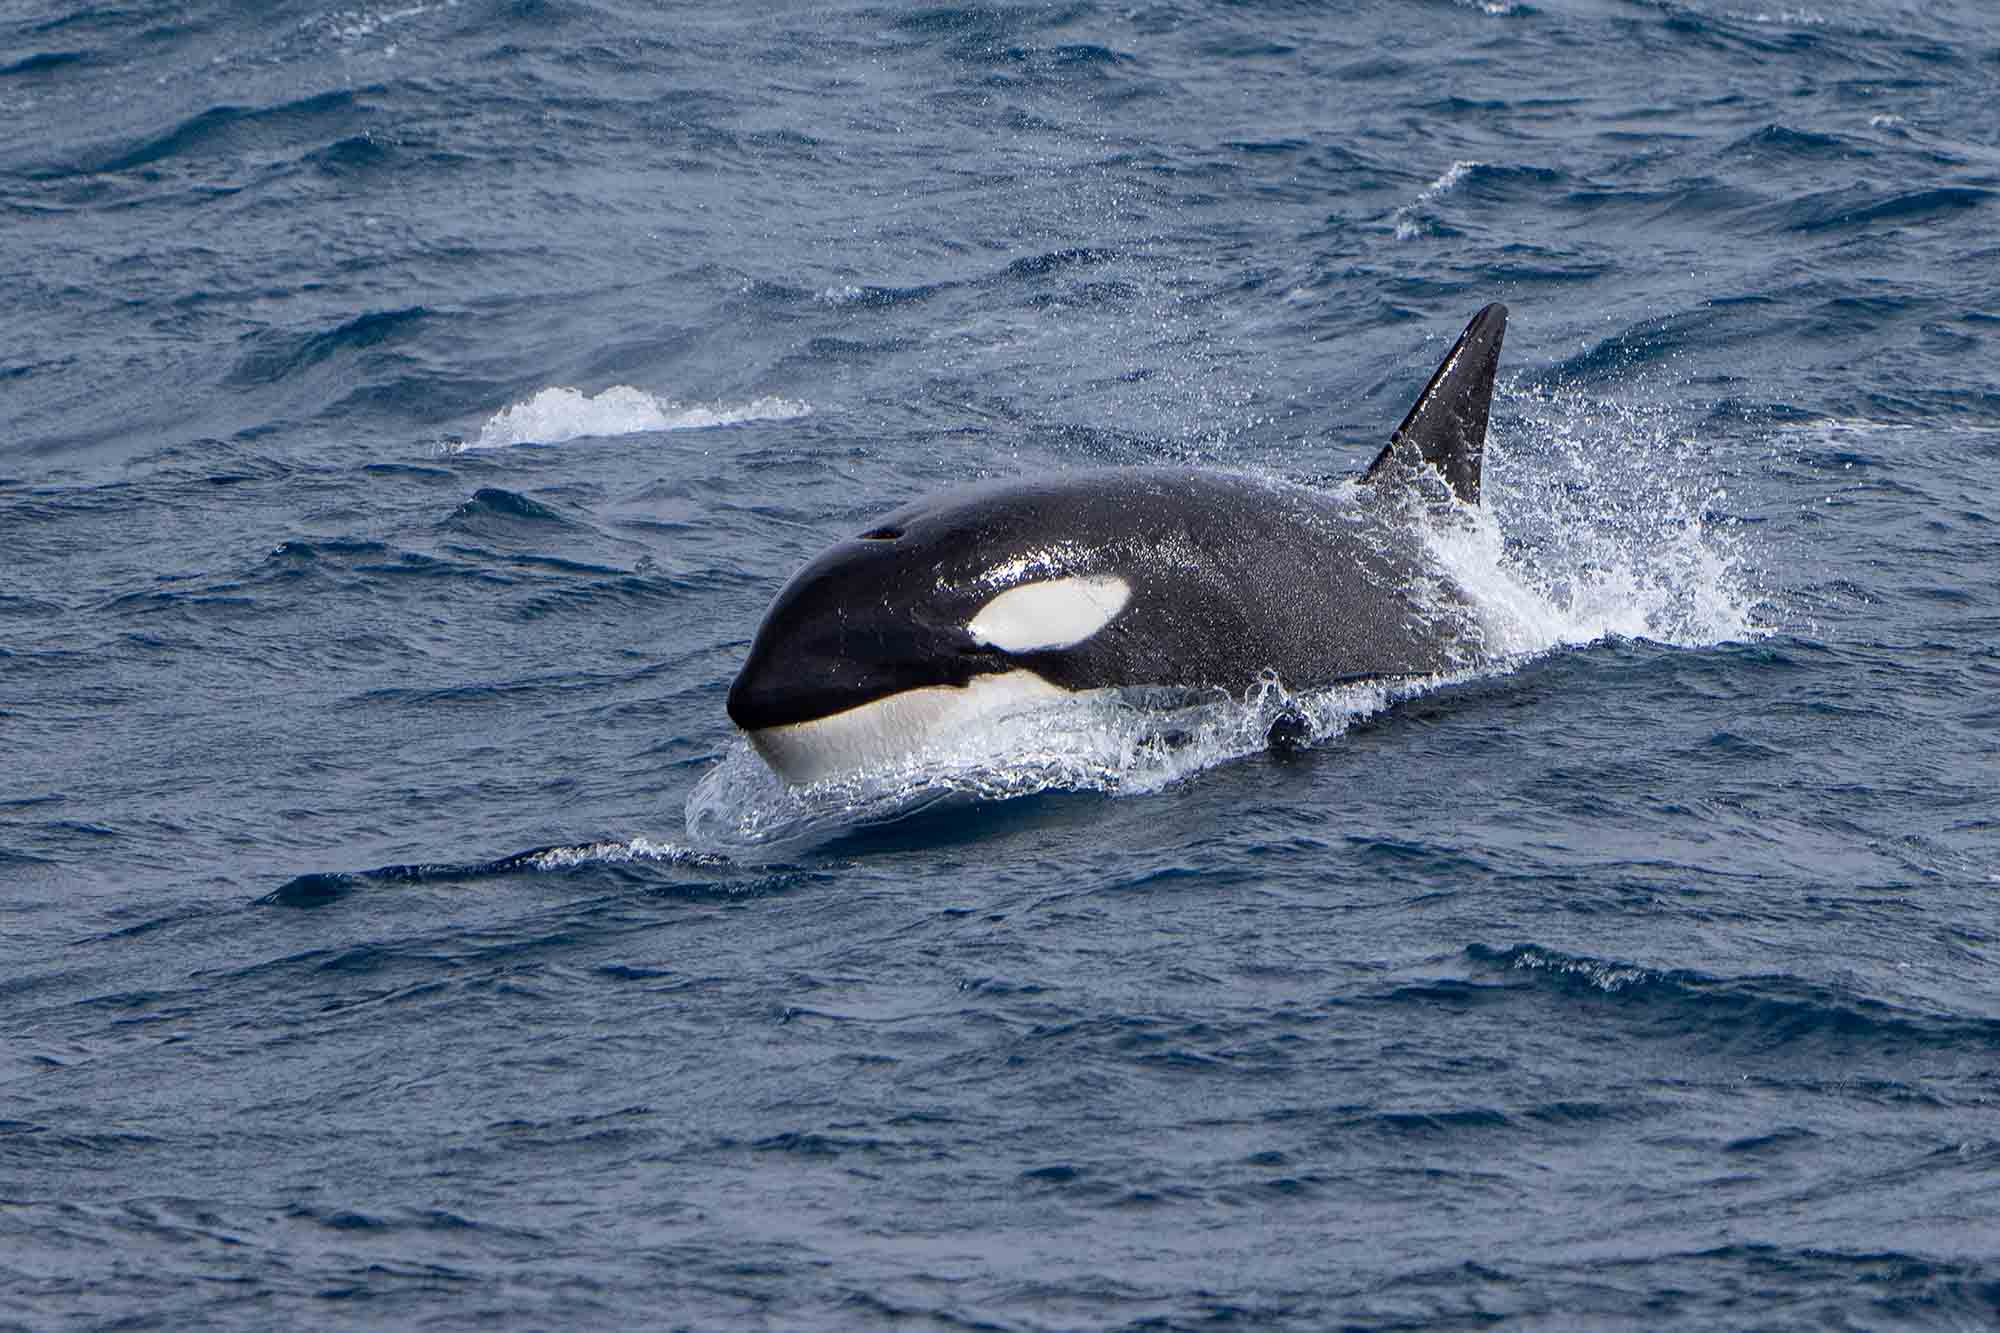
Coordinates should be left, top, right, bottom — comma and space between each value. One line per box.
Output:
5, 1, 1999, 1327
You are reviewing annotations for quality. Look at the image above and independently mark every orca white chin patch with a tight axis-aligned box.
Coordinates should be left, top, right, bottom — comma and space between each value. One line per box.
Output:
967, 575, 1130, 653
746, 669, 1072, 785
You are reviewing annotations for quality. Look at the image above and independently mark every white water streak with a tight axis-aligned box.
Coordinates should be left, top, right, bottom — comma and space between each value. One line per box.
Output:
1393, 160, 1482, 241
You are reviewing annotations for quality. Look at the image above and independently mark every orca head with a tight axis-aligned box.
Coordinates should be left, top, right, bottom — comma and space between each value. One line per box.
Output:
726, 492, 1133, 782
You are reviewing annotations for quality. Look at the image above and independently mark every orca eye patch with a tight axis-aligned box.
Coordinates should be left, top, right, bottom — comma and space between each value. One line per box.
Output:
966, 575, 1131, 653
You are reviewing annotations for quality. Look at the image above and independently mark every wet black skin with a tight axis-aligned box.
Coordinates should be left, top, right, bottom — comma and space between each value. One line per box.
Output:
725, 469, 1470, 730
727, 304, 1507, 733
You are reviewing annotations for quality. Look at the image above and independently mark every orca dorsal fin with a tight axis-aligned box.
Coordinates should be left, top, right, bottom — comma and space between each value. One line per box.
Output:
1363, 302, 1507, 505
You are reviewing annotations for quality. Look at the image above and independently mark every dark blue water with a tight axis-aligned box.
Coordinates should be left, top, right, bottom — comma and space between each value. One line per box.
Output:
7, 1, 2000, 1326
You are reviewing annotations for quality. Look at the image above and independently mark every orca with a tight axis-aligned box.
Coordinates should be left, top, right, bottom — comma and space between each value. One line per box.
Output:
727, 303, 1508, 783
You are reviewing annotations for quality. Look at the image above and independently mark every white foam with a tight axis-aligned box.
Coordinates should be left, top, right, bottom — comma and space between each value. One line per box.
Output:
1745, 9, 1827, 25
523, 837, 726, 870
1506, 948, 1652, 993
1393, 160, 1482, 241
318, 1, 447, 44
461, 385, 811, 450
687, 674, 1422, 855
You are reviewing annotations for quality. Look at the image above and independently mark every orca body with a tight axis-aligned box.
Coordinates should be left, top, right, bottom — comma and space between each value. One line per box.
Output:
728, 304, 1508, 783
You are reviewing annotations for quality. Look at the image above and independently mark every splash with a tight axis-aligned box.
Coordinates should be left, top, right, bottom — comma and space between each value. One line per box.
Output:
1470, 384, 1762, 650
686, 677, 1416, 854
461, 385, 811, 450
686, 386, 1761, 852
521, 837, 727, 870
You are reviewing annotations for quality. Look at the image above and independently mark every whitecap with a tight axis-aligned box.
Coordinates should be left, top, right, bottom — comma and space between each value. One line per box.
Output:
1392, 160, 1482, 241
459, 385, 811, 450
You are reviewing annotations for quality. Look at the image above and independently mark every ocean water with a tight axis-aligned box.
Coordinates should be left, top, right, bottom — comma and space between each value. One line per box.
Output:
5, 0, 1999, 1327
